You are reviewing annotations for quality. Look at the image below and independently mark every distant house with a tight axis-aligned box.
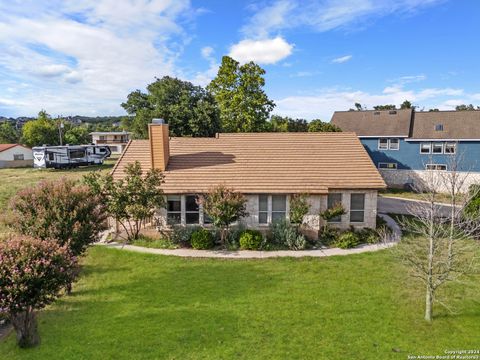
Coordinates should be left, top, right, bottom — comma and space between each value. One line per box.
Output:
90, 131, 130, 155
331, 109, 480, 189
0, 144, 33, 168
111, 120, 386, 238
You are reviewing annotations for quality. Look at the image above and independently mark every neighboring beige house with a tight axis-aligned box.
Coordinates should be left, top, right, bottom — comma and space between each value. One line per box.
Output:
90, 131, 130, 155
111, 120, 386, 239
0, 144, 33, 168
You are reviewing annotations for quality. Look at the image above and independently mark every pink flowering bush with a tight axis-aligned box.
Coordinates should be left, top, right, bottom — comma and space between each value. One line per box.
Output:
0, 235, 77, 348
6, 178, 107, 256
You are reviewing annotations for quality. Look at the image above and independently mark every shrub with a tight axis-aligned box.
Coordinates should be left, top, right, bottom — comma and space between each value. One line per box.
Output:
224, 224, 246, 250
334, 231, 360, 249
0, 235, 77, 348
169, 225, 201, 247
289, 194, 309, 224
319, 226, 340, 246
357, 228, 380, 244
6, 178, 107, 256
270, 219, 307, 250
239, 230, 263, 250
190, 228, 214, 250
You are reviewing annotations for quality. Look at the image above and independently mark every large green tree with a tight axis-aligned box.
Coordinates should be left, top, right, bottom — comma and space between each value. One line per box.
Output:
208, 56, 275, 132
64, 126, 90, 145
455, 104, 479, 111
121, 77, 220, 138
21, 111, 59, 147
0, 121, 20, 143
308, 119, 341, 132
269, 115, 308, 132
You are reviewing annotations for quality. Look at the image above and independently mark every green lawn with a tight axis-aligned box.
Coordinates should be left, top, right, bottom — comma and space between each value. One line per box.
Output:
1, 247, 478, 359
0, 160, 115, 209
380, 188, 464, 204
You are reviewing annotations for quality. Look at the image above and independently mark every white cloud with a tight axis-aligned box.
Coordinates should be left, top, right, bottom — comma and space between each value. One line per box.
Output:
243, 0, 445, 36
331, 55, 352, 64
229, 37, 293, 64
274, 84, 468, 120
0, 0, 196, 116
201, 46, 214, 59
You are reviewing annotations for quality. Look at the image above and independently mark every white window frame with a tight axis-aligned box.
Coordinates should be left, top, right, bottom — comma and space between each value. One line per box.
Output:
420, 142, 431, 154
378, 138, 388, 150
165, 195, 209, 226
432, 142, 443, 154
13, 154, 24, 161
350, 193, 365, 223
426, 164, 447, 171
444, 142, 456, 154
378, 138, 399, 150
389, 138, 400, 150
378, 162, 397, 170
166, 195, 182, 225
258, 194, 287, 225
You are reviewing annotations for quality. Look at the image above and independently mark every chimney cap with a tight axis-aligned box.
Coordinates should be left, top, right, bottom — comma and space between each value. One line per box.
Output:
152, 118, 165, 125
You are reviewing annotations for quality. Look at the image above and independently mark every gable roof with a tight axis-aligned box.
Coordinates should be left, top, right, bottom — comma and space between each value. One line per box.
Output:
331, 109, 413, 137
0, 144, 28, 152
411, 111, 480, 139
112, 132, 386, 194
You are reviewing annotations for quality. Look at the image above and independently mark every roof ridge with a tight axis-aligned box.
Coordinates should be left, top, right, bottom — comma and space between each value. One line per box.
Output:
110, 139, 133, 176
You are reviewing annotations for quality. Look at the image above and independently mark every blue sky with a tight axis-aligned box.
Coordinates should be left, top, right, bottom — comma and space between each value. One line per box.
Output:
0, 0, 479, 120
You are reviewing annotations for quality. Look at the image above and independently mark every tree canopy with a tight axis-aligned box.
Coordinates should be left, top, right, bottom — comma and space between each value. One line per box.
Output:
307, 119, 341, 132
268, 115, 308, 132
455, 104, 479, 111
208, 56, 275, 132
121, 76, 220, 139
21, 111, 59, 147
0, 121, 20, 144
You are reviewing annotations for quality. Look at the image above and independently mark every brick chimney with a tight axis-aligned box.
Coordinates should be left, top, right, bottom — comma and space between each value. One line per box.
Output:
149, 118, 170, 171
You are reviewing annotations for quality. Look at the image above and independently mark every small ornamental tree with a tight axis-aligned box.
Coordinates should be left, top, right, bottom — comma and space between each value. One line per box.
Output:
289, 194, 309, 225
0, 236, 77, 348
84, 161, 165, 241
320, 203, 346, 233
197, 185, 248, 245
6, 178, 107, 257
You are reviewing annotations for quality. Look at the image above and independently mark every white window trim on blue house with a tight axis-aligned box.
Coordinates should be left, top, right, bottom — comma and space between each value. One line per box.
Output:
378, 138, 400, 151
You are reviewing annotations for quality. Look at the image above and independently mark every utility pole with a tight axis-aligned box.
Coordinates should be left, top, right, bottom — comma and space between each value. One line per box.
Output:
58, 119, 64, 146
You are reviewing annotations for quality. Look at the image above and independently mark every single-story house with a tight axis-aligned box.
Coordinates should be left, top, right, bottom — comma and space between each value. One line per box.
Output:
111, 120, 386, 238
0, 144, 33, 168
331, 109, 480, 190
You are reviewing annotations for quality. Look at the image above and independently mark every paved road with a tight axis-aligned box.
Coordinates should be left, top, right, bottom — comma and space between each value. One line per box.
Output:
378, 196, 453, 216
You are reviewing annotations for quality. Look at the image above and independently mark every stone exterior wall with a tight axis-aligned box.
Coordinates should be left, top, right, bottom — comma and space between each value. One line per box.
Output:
380, 169, 480, 193
156, 190, 379, 240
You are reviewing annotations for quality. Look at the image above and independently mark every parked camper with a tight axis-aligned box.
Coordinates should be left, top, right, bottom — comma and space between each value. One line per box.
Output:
32, 145, 111, 169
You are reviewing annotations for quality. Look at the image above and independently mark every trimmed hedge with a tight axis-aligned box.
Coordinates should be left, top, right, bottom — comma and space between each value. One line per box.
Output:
239, 230, 263, 250
190, 228, 214, 250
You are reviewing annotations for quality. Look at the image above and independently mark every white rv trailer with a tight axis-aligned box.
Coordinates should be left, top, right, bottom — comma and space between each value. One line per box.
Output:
32, 144, 111, 169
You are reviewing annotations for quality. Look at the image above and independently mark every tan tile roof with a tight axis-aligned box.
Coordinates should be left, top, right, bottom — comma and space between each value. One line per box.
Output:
112, 132, 386, 194
331, 109, 413, 137
411, 111, 480, 139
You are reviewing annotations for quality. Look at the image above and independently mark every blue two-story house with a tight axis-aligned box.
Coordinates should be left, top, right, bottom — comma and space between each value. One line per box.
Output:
331, 109, 480, 189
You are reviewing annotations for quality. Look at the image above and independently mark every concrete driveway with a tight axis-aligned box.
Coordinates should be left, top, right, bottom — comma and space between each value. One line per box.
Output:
378, 196, 453, 216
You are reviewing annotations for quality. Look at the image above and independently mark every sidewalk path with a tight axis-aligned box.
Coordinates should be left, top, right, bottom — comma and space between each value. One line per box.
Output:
98, 214, 401, 259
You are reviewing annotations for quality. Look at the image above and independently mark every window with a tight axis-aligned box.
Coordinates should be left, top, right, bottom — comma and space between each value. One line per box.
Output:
48, 152, 55, 161
167, 195, 181, 225
350, 194, 365, 223
432, 142, 443, 154
13, 154, 24, 161
435, 124, 444, 131
378, 138, 388, 150
420, 142, 431, 154
378, 138, 399, 150
389, 110, 397, 115
69, 149, 85, 159
426, 164, 447, 171
271, 195, 287, 222
327, 193, 342, 223
373, 111, 381, 115
444, 142, 456, 154
259, 195, 268, 224
389, 138, 399, 150
378, 162, 397, 170
99, 135, 105, 140
185, 195, 199, 224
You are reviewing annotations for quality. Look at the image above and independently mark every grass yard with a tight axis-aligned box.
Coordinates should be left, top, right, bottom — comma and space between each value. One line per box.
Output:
0, 160, 116, 209
1, 247, 479, 359
380, 188, 464, 204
